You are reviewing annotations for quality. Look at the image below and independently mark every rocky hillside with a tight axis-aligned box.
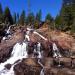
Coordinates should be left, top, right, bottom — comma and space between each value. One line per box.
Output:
0, 26, 75, 75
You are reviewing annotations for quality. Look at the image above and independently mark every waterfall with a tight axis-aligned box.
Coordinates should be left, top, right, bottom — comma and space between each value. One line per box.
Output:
40, 69, 44, 75
0, 60, 22, 75
0, 42, 28, 75
33, 44, 37, 58
0, 27, 47, 75
37, 42, 42, 58
6, 26, 11, 35
52, 43, 62, 67
2, 26, 11, 40
38, 59, 44, 75
33, 42, 42, 58
52, 43, 62, 58
25, 28, 31, 41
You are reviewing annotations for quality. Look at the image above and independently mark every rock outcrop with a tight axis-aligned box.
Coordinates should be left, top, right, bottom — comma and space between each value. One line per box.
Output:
0, 26, 75, 75
14, 59, 42, 75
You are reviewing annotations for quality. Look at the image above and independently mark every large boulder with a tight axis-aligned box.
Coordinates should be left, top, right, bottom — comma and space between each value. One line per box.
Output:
14, 58, 42, 75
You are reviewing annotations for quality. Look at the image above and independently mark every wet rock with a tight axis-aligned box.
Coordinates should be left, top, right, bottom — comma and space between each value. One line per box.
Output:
56, 68, 75, 75
0, 46, 13, 63
44, 68, 54, 75
41, 58, 53, 68
5, 64, 11, 70
14, 58, 42, 75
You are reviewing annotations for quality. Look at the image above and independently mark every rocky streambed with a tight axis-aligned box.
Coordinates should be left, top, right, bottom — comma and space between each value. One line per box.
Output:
13, 58, 75, 75
0, 26, 75, 75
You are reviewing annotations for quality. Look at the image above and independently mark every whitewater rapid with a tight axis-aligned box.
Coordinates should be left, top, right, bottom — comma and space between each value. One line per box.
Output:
52, 43, 62, 58
38, 59, 44, 75
0, 42, 28, 75
2, 26, 11, 40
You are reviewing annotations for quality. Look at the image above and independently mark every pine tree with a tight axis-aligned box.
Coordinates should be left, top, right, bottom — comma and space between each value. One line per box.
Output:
0, 3, 3, 23
34, 20, 39, 29
55, 15, 63, 30
13, 12, 16, 24
26, 12, 35, 27
45, 13, 53, 22
19, 10, 25, 25
4, 7, 13, 24
45, 13, 53, 29
36, 10, 42, 22
34, 10, 42, 28
55, 0, 75, 31
61, 5, 73, 31
16, 13, 19, 24
71, 18, 75, 33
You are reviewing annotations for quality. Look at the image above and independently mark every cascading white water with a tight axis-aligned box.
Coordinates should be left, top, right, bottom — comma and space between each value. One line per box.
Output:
38, 59, 44, 75
2, 26, 11, 40
6, 26, 11, 35
25, 28, 31, 41
52, 43, 62, 67
37, 42, 42, 58
0, 42, 28, 75
33, 42, 42, 58
0, 60, 22, 75
40, 69, 44, 75
52, 43, 62, 58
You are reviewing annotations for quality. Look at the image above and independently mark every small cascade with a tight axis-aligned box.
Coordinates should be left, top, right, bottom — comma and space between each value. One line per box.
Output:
33, 44, 37, 58
0, 41, 28, 75
52, 43, 62, 58
6, 26, 11, 35
33, 42, 42, 58
25, 28, 31, 41
38, 59, 44, 75
2, 26, 11, 40
52, 43, 62, 67
40, 69, 44, 75
0, 60, 21, 75
37, 42, 42, 58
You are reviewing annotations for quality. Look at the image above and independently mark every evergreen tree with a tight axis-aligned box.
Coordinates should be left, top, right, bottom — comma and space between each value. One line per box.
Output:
34, 10, 42, 28
36, 10, 42, 22
26, 12, 35, 27
34, 20, 39, 29
19, 10, 25, 25
55, 15, 63, 30
45, 13, 53, 22
71, 18, 75, 33
13, 12, 16, 24
0, 3, 3, 23
55, 0, 75, 31
16, 13, 19, 24
45, 13, 53, 29
4, 7, 13, 24
61, 5, 73, 31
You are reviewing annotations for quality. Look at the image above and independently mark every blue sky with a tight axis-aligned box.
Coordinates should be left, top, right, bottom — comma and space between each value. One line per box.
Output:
0, 0, 62, 20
